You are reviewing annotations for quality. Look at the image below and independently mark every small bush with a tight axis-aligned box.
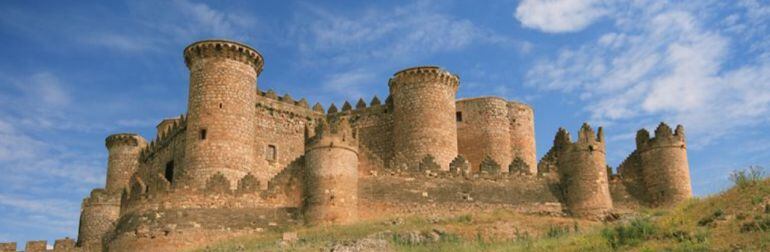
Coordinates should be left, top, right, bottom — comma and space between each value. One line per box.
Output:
730, 166, 766, 189
602, 218, 657, 249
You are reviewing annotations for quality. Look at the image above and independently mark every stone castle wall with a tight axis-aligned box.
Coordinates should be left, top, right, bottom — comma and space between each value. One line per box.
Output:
457, 97, 513, 172
182, 40, 262, 189
303, 119, 359, 225
552, 124, 613, 219
616, 123, 692, 207
508, 101, 537, 174
34, 39, 694, 252
105, 134, 147, 194
77, 189, 120, 250
390, 66, 460, 170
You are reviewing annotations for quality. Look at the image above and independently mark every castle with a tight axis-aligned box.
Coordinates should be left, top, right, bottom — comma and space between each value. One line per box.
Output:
0, 39, 693, 252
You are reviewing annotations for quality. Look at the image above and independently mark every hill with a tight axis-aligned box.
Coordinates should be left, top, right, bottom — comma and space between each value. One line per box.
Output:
197, 174, 770, 251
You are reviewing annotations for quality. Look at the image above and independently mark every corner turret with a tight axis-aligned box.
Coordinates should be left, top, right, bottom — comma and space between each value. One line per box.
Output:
635, 123, 692, 207
304, 118, 359, 225
553, 123, 613, 219
105, 133, 147, 195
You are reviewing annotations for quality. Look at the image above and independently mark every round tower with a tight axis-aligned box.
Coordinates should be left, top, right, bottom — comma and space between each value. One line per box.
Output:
508, 101, 536, 174
456, 97, 511, 172
182, 40, 263, 188
556, 124, 613, 219
77, 189, 120, 250
304, 119, 359, 225
389, 66, 459, 170
105, 133, 147, 194
636, 123, 692, 207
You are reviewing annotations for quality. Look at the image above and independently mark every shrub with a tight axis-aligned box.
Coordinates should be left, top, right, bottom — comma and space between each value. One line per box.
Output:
730, 166, 766, 189
602, 218, 657, 249
546, 225, 570, 238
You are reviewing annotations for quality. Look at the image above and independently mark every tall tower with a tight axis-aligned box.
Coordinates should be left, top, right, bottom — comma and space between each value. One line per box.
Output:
555, 123, 613, 219
389, 66, 459, 170
456, 97, 512, 171
104, 133, 146, 194
182, 40, 263, 188
636, 123, 692, 207
304, 118, 359, 225
508, 101, 536, 174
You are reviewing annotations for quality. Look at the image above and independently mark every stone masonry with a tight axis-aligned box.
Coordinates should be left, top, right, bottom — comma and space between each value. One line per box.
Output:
3, 39, 693, 251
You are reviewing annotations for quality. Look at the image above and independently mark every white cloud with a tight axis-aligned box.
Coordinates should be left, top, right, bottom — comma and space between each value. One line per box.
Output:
322, 70, 378, 101
293, 1, 526, 66
524, 1, 770, 147
515, 0, 608, 33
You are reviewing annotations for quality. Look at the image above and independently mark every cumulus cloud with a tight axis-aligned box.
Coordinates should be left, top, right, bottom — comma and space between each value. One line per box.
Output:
523, 1, 770, 147
515, 0, 608, 33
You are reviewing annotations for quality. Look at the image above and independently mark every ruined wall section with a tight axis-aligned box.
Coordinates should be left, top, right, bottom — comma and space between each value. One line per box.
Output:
105, 133, 147, 194
636, 123, 692, 207
553, 124, 613, 219
304, 118, 359, 225
182, 40, 262, 189
613, 150, 648, 205
456, 97, 512, 172
508, 102, 537, 174
390, 66, 459, 170
77, 189, 120, 250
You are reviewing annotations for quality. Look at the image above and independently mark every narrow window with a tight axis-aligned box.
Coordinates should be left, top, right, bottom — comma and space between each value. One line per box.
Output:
200, 129, 207, 140
456, 112, 463, 122
266, 145, 277, 161
219, 103, 223, 109
165, 161, 174, 183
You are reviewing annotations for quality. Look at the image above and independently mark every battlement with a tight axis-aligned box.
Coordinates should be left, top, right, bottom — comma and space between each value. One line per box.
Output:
140, 114, 187, 162
306, 118, 357, 152
554, 123, 605, 153
325, 96, 392, 117
82, 188, 119, 207
636, 122, 686, 151
388, 66, 459, 91
105, 133, 146, 149
183, 39, 264, 74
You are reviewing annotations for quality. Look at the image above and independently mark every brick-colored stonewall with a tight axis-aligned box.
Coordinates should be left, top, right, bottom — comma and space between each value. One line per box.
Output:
457, 97, 512, 172
390, 66, 459, 170
304, 118, 359, 225
553, 124, 613, 219
105, 133, 146, 194
10, 39, 691, 251
183, 40, 263, 188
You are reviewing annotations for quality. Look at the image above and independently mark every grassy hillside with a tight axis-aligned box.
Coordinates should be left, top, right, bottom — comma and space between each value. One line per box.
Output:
198, 174, 770, 251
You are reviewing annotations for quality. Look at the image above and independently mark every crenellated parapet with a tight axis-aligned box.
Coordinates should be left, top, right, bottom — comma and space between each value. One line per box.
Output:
551, 123, 613, 219
619, 122, 692, 207
388, 66, 459, 93
140, 115, 187, 162
184, 39, 264, 74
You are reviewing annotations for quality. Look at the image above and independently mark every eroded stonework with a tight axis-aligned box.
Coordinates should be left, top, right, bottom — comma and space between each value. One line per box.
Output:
2, 39, 693, 252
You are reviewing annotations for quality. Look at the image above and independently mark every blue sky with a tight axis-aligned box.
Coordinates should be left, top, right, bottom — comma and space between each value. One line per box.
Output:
1, 0, 769, 246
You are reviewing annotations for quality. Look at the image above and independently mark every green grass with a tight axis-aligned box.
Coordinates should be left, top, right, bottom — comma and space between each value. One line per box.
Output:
199, 175, 770, 252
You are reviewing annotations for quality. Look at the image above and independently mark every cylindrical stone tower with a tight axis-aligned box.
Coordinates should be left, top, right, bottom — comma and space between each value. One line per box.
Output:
456, 97, 511, 172
637, 123, 692, 207
77, 189, 120, 250
389, 66, 459, 170
182, 40, 263, 188
556, 124, 613, 219
508, 101, 536, 174
304, 119, 359, 225
105, 133, 147, 194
